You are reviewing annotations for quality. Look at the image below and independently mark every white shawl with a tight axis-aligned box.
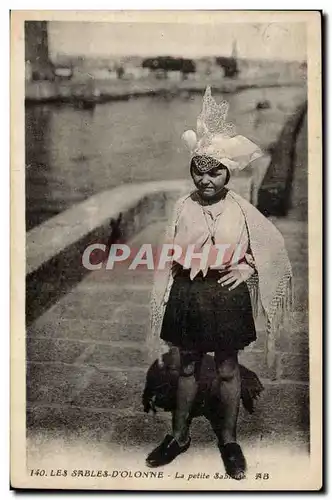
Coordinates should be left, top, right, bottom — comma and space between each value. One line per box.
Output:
147, 189, 293, 369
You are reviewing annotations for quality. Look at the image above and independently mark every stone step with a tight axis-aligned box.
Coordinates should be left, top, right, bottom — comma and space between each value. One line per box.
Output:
27, 343, 309, 418
27, 380, 308, 446
27, 315, 148, 344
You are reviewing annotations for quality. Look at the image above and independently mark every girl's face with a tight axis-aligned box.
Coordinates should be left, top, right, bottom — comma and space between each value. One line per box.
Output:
191, 159, 229, 200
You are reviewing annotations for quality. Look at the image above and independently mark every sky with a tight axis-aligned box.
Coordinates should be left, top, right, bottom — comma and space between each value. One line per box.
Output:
48, 21, 307, 61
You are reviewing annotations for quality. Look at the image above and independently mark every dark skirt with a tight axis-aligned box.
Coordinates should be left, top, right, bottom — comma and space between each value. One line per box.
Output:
160, 267, 256, 353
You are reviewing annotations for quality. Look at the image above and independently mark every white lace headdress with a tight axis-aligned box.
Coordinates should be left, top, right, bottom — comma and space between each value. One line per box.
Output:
182, 86, 263, 172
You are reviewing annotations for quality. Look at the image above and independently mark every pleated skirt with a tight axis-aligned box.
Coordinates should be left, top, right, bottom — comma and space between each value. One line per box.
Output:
160, 267, 256, 353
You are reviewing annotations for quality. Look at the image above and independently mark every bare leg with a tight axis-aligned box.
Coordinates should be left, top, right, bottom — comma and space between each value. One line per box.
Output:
145, 351, 202, 468
172, 376, 197, 445
214, 351, 241, 445
212, 351, 246, 480
172, 352, 202, 445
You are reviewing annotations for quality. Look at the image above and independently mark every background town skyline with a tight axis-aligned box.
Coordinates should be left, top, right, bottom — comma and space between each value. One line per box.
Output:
48, 21, 307, 61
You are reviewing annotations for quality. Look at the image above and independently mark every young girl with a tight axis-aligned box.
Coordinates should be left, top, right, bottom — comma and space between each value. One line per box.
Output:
146, 87, 292, 480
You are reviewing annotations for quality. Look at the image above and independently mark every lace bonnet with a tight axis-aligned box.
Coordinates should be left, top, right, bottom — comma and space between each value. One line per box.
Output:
182, 86, 263, 173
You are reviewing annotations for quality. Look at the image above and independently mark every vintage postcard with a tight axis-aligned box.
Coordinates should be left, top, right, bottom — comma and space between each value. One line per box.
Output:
11, 10, 322, 490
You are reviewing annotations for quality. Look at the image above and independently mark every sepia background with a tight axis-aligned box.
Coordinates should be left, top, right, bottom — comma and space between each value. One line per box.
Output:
25, 17, 309, 480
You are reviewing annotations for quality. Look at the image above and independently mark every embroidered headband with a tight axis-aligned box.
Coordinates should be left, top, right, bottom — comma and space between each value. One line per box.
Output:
182, 86, 263, 173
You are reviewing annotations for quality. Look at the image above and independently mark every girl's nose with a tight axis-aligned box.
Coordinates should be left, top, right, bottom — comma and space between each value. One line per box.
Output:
200, 174, 210, 185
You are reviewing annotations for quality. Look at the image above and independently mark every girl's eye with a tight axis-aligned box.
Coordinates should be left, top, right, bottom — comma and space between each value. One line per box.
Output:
211, 169, 225, 177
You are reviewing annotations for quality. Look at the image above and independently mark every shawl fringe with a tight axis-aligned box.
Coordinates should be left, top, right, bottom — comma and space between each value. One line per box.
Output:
265, 273, 293, 370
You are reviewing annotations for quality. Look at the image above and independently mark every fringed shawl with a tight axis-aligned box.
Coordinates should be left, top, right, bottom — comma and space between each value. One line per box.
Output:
147, 190, 293, 370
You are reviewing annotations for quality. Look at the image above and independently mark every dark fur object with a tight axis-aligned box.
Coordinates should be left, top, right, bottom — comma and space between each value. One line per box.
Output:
142, 350, 264, 421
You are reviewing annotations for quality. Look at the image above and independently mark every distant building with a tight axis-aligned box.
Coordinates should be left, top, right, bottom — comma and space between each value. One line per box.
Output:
88, 68, 118, 80
168, 70, 182, 81
210, 67, 226, 79
141, 68, 150, 78
196, 58, 214, 76
187, 72, 199, 81
72, 67, 88, 82
236, 58, 306, 83
123, 66, 149, 80
54, 66, 73, 80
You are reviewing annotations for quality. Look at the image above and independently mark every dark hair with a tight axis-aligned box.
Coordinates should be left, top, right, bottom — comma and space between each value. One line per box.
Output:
190, 156, 230, 185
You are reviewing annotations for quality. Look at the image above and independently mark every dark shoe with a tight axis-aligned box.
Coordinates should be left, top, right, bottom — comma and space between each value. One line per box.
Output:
146, 434, 191, 468
219, 442, 247, 480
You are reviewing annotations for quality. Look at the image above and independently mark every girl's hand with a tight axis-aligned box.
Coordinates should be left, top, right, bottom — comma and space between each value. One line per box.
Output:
217, 264, 255, 290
